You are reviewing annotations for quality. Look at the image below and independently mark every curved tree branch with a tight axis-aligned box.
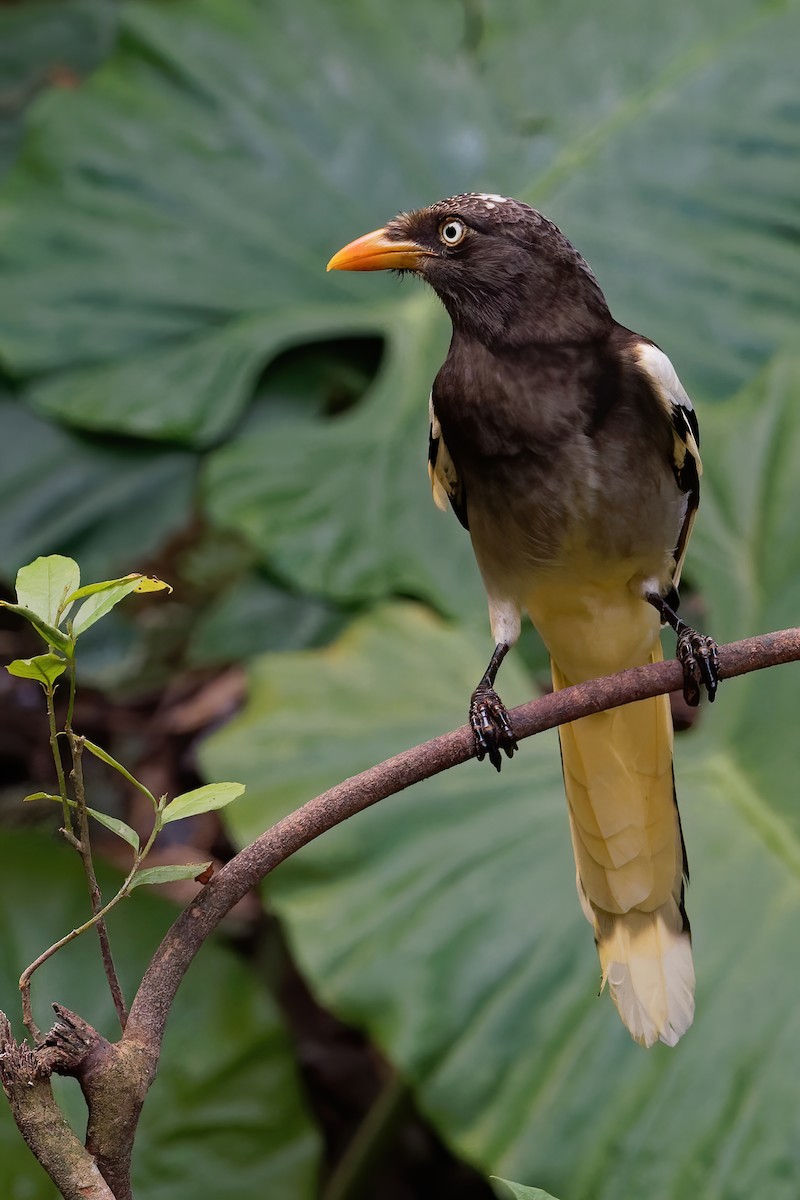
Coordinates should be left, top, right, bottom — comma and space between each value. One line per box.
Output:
8, 627, 799, 1197
126, 626, 800, 1047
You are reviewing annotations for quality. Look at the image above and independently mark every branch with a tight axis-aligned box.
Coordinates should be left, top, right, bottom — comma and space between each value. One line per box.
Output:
19, 815, 163, 1044
126, 626, 800, 1046
9, 627, 799, 1197
0, 1013, 115, 1200
67, 660, 128, 1034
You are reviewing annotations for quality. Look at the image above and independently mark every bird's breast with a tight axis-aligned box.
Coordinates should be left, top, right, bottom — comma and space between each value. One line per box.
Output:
433, 335, 685, 600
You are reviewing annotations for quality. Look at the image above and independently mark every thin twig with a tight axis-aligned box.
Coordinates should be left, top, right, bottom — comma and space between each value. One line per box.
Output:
19, 817, 161, 1041
45, 683, 73, 840
68, 731, 129, 1034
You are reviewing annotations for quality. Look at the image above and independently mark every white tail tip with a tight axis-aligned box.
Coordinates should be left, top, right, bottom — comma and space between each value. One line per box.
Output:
599, 908, 695, 1048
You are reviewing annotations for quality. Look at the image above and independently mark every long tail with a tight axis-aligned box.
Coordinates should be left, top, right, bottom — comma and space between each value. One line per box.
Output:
552, 646, 694, 1047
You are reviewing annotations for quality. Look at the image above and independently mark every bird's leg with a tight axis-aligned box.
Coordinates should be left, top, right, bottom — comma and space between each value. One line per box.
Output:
469, 642, 518, 771
646, 591, 720, 706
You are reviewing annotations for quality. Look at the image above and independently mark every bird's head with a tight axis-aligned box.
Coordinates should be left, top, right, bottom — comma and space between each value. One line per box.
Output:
328, 193, 611, 348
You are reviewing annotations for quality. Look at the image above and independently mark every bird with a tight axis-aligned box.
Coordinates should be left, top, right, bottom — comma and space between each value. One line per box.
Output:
327, 192, 720, 1048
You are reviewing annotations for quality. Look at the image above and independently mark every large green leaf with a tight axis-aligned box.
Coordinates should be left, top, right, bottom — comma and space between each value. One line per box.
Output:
202, 293, 483, 612
0, 0, 798, 610
0, 395, 194, 588
685, 354, 800, 833
185, 568, 338, 668
202, 346, 800, 1200
0, 831, 320, 1200
493, 1183, 561, 1200
0, 0, 119, 179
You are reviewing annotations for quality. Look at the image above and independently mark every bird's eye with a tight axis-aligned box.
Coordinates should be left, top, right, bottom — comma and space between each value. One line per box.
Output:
439, 218, 467, 247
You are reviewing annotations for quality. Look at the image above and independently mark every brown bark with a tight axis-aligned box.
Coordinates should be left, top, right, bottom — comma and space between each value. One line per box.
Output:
0, 1012, 115, 1200
2, 626, 798, 1197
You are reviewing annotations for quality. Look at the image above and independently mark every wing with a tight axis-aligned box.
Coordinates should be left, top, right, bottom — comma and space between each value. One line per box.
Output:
633, 342, 702, 589
428, 392, 469, 530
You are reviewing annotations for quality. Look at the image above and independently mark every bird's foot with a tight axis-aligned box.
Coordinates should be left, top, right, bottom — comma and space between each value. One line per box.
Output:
676, 627, 720, 706
469, 685, 518, 772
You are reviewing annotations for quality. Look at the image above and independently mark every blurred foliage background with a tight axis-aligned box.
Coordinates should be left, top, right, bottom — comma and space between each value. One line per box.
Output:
1, 0, 800, 1197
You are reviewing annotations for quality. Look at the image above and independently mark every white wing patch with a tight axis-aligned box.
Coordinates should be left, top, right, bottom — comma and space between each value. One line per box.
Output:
428, 393, 464, 522
634, 342, 702, 588
635, 342, 702, 476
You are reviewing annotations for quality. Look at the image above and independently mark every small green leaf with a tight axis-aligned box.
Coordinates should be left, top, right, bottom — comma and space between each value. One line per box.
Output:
66, 572, 172, 604
71, 573, 171, 637
15, 554, 80, 626
161, 782, 245, 825
21, 789, 140, 848
5, 652, 67, 686
0, 601, 74, 655
71, 579, 140, 636
491, 1182, 562, 1200
84, 806, 140, 850
129, 862, 212, 890
82, 738, 157, 805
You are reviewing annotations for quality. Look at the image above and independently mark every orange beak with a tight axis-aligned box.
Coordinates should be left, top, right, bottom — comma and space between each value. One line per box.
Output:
327, 227, 432, 272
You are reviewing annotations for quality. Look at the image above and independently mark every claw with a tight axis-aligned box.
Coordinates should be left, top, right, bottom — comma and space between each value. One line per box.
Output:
676, 627, 720, 706
469, 685, 518, 771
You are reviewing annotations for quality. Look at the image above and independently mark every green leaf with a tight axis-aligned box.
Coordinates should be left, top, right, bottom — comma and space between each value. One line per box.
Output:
129, 863, 212, 890
684, 354, 800, 835
71, 574, 170, 637
5, 652, 66, 686
0, 601, 73, 655
15, 554, 80, 626
0, 0, 119, 180
66, 575, 151, 603
161, 783, 245, 826
82, 737, 157, 806
0, 830, 320, 1199
20, 790, 141, 850
0, 394, 195, 592
0, 0, 798, 612
186, 570, 339, 668
84, 806, 140, 851
203, 297, 486, 614
492, 1181, 561, 1200
201, 580, 800, 1199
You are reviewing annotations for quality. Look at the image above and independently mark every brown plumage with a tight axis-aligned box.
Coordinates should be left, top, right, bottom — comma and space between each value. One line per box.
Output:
328, 193, 718, 1046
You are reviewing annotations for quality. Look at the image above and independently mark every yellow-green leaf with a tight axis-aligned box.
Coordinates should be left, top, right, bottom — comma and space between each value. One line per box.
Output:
15, 554, 80, 626
82, 738, 157, 805
66, 572, 171, 603
85, 806, 140, 851
71, 574, 170, 638
161, 783, 245, 826
129, 863, 212, 890
0, 602, 73, 656
5, 652, 67, 686
132, 575, 171, 594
